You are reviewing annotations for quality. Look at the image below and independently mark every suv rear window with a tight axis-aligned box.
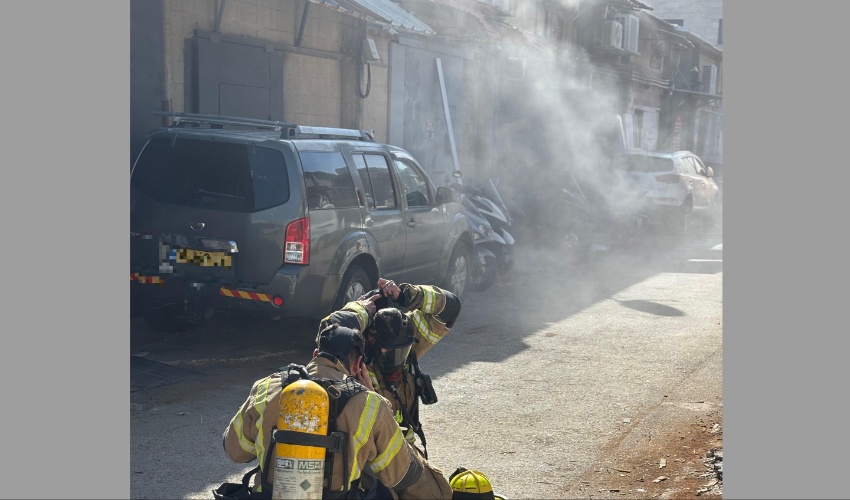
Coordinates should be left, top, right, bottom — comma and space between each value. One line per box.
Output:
131, 136, 290, 212
614, 155, 674, 173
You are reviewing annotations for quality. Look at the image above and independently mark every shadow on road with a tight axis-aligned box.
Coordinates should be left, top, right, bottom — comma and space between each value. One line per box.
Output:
614, 299, 684, 317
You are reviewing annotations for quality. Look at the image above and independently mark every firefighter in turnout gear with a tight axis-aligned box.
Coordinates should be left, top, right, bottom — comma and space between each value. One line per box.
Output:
221, 324, 453, 499
319, 278, 462, 459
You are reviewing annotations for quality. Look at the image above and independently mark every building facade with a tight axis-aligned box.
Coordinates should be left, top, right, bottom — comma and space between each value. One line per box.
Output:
130, 0, 722, 183
642, 0, 722, 50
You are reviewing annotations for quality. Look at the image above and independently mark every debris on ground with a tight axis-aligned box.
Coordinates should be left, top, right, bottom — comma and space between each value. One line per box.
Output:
564, 403, 722, 499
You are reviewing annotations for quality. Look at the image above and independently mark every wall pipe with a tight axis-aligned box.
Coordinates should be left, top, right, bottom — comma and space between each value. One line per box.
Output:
296, 0, 310, 47
214, 0, 227, 32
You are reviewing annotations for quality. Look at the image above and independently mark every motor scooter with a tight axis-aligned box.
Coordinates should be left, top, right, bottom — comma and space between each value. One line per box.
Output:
537, 170, 597, 262
465, 177, 515, 274
449, 173, 501, 291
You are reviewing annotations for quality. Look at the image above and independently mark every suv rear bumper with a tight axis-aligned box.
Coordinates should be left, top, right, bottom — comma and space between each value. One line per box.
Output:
131, 266, 337, 319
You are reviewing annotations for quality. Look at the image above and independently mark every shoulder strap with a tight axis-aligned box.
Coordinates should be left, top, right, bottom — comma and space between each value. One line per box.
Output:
387, 382, 428, 459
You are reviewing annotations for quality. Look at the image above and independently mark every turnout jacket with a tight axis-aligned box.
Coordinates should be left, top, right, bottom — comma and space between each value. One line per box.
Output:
222, 356, 452, 499
319, 284, 461, 449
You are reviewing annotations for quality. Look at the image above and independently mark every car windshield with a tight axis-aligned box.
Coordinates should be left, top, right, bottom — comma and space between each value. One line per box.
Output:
131, 136, 290, 212
614, 155, 673, 173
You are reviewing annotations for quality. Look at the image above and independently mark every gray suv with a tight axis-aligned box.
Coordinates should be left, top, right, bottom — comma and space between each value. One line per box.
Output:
131, 113, 473, 332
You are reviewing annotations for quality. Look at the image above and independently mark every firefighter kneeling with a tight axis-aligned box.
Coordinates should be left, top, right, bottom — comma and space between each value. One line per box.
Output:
218, 324, 454, 499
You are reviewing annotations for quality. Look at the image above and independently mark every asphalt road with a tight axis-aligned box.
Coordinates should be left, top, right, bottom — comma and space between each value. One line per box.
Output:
130, 221, 722, 499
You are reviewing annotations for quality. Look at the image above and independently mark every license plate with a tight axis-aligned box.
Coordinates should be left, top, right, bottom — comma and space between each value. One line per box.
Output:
172, 248, 232, 268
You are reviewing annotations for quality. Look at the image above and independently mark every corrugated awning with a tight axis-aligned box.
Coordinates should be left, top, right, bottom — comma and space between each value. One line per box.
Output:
419, 0, 504, 38
307, 0, 435, 35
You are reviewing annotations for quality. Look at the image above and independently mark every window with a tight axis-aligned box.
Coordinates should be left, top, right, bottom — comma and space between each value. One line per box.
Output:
535, 4, 546, 35
691, 156, 708, 176
353, 153, 397, 210
632, 109, 644, 150
547, 12, 565, 42
650, 41, 665, 70
717, 19, 723, 45
131, 136, 290, 212
300, 151, 358, 209
679, 157, 698, 175
395, 159, 430, 208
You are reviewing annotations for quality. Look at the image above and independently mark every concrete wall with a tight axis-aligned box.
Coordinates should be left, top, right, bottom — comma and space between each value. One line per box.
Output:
158, 0, 391, 141
130, 0, 165, 163
359, 37, 391, 142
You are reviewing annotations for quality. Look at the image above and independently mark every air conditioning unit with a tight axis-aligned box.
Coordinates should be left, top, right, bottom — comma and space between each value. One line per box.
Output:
701, 64, 718, 94
615, 13, 640, 54
600, 20, 623, 49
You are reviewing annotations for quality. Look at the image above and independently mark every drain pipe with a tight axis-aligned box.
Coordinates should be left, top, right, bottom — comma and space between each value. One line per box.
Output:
436, 58, 461, 176
296, 0, 310, 47
215, 0, 227, 33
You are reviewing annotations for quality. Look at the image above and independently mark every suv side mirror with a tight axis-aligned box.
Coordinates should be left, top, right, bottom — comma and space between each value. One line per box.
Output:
436, 186, 454, 205
706, 167, 715, 178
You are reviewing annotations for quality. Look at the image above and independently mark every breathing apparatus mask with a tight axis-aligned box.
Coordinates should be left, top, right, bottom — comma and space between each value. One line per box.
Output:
376, 326, 415, 374
365, 305, 415, 376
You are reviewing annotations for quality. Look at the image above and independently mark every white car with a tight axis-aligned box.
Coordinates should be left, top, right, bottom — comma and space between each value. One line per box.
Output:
612, 150, 720, 232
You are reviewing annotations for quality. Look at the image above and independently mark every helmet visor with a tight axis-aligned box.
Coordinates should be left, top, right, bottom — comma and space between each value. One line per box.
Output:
377, 343, 413, 373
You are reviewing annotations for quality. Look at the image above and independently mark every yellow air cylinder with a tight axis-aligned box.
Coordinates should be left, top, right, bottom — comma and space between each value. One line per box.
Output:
272, 379, 329, 500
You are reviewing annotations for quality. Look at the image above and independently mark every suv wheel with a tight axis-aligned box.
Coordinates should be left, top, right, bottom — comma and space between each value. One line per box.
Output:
469, 254, 498, 292
333, 264, 370, 312
443, 242, 471, 298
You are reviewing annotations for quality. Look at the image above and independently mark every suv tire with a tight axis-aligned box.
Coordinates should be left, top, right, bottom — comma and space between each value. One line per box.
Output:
333, 264, 371, 312
469, 253, 498, 292
443, 242, 471, 298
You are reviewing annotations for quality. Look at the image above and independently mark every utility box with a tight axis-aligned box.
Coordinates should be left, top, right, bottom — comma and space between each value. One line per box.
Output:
362, 37, 380, 62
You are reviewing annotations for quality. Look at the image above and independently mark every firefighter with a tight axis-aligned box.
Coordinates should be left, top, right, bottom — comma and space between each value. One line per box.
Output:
221, 323, 453, 499
318, 278, 461, 458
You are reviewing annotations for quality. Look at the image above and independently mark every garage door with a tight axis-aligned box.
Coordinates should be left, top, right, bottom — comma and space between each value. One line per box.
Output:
196, 37, 284, 120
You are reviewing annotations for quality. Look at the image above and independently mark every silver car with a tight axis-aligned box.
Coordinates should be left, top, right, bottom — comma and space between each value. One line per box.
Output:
612, 150, 720, 232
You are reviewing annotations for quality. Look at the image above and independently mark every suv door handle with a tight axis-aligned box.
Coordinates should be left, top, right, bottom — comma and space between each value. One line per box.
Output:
407, 217, 416, 228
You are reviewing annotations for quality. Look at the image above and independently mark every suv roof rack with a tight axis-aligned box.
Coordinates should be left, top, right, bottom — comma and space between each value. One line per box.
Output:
154, 112, 375, 142
280, 124, 375, 142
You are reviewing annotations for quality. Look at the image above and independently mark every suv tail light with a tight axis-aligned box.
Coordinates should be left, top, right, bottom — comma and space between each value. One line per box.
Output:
655, 173, 681, 183
284, 217, 310, 264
